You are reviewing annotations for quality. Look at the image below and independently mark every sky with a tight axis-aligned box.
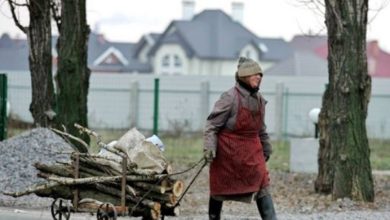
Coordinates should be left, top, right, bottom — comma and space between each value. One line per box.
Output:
0, 0, 389, 52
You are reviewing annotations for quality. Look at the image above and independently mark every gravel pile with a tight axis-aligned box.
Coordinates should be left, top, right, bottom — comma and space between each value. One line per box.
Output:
0, 128, 74, 208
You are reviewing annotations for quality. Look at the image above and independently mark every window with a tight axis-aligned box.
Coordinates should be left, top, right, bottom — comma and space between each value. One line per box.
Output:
174, 55, 182, 67
258, 43, 268, 53
162, 55, 170, 67
246, 51, 251, 58
160, 53, 184, 75
103, 54, 119, 64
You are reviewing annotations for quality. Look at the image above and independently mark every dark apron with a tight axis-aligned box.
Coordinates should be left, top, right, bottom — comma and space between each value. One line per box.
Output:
209, 89, 269, 196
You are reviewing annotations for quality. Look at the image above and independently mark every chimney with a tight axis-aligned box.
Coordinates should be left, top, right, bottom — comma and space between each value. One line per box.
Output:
182, 0, 195, 20
231, 2, 244, 23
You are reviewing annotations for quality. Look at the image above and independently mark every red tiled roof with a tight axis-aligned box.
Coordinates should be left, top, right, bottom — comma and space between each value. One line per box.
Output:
371, 43, 390, 77
307, 37, 390, 77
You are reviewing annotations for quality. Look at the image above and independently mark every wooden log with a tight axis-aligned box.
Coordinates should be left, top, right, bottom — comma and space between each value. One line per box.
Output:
171, 180, 185, 197
78, 165, 106, 177
35, 162, 106, 180
149, 208, 160, 220
40, 173, 160, 185
133, 182, 167, 194
77, 198, 103, 212
76, 155, 121, 176
74, 154, 117, 175
160, 178, 170, 189
125, 185, 137, 197
33, 173, 161, 197
129, 206, 160, 220
94, 184, 160, 211
35, 186, 128, 206
161, 204, 180, 216
35, 185, 73, 199
87, 157, 122, 174
164, 164, 173, 174
3, 181, 61, 197
34, 162, 74, 178
103, 182, 137, 197
81, 153, 122, 164
136, 189, 177, 206
162, 179, 185, 197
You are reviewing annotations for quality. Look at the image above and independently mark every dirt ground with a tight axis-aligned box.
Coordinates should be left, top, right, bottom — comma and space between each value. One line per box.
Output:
174, 164, 390, 217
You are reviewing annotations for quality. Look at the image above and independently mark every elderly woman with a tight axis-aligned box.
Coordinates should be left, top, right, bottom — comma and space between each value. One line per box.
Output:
203, 57, 277, 220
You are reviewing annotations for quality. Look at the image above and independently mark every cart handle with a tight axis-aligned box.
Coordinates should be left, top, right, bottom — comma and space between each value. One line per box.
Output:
174, 158, 208, 207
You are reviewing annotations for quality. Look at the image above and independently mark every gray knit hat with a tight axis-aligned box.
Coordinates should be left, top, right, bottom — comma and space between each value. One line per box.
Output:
237, 57, 263, 77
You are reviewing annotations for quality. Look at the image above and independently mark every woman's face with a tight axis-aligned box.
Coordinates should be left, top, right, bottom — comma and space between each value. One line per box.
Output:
244, 73, 263, 89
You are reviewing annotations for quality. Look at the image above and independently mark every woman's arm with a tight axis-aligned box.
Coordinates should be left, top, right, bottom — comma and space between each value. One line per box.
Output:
203, 91, 234, 154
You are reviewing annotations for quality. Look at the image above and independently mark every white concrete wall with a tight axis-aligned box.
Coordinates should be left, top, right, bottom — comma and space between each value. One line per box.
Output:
5, 72, 390, 139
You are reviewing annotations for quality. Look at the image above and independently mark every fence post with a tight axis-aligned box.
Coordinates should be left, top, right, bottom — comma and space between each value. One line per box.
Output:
130, 80, 139, 128
274, 82, 284, 140
153, 78, 160, 135
200, 80, 210, 130
0, 73, 7, 141
283, 88, 289, 139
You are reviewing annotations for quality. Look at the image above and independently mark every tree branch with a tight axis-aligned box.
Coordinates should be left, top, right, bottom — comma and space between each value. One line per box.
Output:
7, 0, 27, 33
50, 0, 61, 31
9, 0, 28, 7
3, 181, 60, 197
51, 127, 90, 152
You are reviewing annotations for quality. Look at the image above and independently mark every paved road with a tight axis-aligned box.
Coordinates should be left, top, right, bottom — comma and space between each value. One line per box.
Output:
0, 207, 97, 220
2, 207, 390, 220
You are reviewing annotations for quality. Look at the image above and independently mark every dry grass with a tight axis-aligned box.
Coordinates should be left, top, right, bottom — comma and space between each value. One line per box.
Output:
5, 126, 390, 170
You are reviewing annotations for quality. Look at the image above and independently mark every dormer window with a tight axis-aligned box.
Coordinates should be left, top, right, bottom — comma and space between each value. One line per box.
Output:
258, 43, 268, 53
160, 53, 183, 75
167, 27, 176, 35
174, 55, 182, 67
246, 51, 251, 58
162, 55, 170, 67
93, 46, 128, 66
103, 54, 119, 64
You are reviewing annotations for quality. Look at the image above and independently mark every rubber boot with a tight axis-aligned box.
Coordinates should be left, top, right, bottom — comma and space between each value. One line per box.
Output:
256, 194, 277, 220
208, 197, 223, 220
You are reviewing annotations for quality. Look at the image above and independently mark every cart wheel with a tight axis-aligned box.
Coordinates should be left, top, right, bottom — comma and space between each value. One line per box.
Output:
51, 198, 71, 220
96, 203, 117, 220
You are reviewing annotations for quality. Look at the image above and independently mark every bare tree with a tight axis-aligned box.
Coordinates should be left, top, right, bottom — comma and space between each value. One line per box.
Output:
52, 0, 90, 151
7, 0, 90, 151
7, 0, 55, 127
315, 0, 374, 201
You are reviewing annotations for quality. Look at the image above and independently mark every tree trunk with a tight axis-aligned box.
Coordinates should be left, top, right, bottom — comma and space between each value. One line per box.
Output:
315, 0, 374, 201
27, 0, 55, 127
55, 0, 90, 151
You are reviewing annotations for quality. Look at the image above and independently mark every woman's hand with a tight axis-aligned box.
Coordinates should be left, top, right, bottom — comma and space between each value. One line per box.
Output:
204, 149, 216, 163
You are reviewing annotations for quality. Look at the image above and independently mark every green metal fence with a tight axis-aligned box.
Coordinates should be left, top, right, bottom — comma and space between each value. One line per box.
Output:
0, 73, 8, 140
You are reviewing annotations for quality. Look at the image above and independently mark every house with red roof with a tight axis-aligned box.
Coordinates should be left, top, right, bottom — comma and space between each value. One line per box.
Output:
267, 35, 390, 78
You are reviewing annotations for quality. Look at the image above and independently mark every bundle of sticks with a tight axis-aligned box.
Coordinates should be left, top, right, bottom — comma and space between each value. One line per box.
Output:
3, 125, 185, 220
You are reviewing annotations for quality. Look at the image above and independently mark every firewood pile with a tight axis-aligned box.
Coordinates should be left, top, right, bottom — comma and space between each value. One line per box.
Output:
3, 125, 185, 219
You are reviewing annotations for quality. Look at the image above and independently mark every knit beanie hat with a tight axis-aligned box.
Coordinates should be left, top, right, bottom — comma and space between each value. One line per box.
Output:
237, 57, 263, 77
